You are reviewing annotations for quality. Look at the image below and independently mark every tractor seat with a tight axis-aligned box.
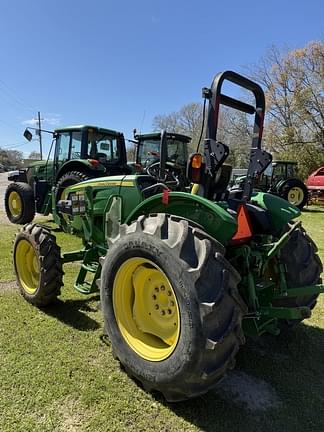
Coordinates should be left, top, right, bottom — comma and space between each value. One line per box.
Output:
210, 164, 233, 200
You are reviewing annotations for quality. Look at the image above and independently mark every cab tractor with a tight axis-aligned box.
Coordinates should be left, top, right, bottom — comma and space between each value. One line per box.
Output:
129, 131, 191, 190
261, 161, 308, 209
12, 71, 323, 402
4, 125, 130, 224
232, 160, 309, 209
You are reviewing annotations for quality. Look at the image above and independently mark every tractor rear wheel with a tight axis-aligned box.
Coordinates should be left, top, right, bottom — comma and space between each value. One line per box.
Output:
55, 171, 92, 202
279, 179, 308, 209
5, 182, 35, 224
100, 214, 247, 401
274, 226, 322, 330
13, 223, 63, 306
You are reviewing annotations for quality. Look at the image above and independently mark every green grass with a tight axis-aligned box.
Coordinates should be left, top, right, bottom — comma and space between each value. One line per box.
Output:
0, 209, 323, 432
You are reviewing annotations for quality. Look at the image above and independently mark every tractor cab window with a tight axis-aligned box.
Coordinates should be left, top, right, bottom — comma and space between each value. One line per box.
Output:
138, 138, 188, 167
263, 164, 273, 177
71, 131, 82, 159
57, 132, 70, 162
287, 164, 297, 178
167, 140, 188, 166
87, 131, 119, 164
138, 139, 161, 167
272, 163, 286, 180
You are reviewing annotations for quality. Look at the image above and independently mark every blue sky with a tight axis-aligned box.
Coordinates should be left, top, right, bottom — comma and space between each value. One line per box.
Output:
0, 0, 323, 157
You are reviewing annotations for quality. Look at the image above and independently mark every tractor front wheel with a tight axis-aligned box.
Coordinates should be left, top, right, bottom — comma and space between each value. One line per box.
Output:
100, 214, 247, 401
13, 224, 63, 306
5, 182, 35, 224
55, 171, 92, 202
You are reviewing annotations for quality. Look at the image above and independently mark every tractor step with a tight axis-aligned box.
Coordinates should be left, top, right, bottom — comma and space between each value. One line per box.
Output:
81, 262, 99, 273
75, 281, 93, 294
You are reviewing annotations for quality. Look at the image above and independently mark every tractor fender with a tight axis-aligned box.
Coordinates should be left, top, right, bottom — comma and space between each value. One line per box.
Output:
250, 191, 300, 231
55, 159, 105, 182
124, 191, 237, 245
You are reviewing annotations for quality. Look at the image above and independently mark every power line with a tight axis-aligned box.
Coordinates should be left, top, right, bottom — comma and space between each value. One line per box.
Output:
0, 142, 33, 149
0, 118, 18, 130
0, 78, 36, 112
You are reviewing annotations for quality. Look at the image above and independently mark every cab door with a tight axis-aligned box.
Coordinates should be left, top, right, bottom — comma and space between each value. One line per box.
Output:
55, 132, 71, 174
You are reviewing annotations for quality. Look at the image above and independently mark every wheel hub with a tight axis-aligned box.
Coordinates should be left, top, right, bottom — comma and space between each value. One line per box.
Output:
9, 191, 22, 217
15, 239, 39, 294
287, 187, 304, 206
113, 257, 180, 361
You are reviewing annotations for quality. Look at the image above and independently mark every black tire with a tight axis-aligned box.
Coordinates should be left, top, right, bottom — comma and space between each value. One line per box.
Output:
273, 226, 322, 329
55, 171, 92, 202
13, 223, 63, 306
100, 214, 247, 401
5, 182, 35, 224
279, 179, 308, 209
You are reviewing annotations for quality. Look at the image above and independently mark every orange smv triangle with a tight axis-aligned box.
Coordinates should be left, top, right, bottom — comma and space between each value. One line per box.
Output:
232, 204, 253, 242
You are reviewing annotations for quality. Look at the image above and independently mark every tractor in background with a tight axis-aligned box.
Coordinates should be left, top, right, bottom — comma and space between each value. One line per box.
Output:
129, 131, 191, 190
12, 71, 323, 402
231, 160, 308, 209
4, 125, 130, 224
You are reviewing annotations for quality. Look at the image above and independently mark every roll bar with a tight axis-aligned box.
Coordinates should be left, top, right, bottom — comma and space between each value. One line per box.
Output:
202, 71, 271, 202
204, 70, 265, 149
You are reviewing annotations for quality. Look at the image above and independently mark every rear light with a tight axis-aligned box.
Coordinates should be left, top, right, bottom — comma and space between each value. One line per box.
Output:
88, 159, 100, 167
187, 153, 203, 183
192, 154, 202, 169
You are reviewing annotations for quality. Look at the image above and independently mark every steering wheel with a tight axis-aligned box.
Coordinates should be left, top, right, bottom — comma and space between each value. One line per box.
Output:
146, 161, 181, 187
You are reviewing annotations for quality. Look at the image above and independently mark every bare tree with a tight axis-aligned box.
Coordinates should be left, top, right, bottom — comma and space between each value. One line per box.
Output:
152, 102, 252, 166
0, 149, 24, 169
28, 151, 41, 160
248, 41, 324, 177
152, 102, 204, 152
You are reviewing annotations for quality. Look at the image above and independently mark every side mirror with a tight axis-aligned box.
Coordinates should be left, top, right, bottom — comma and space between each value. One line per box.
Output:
23, 128, 33, 142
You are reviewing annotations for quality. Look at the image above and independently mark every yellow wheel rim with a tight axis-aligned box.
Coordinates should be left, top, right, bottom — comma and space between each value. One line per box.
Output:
287, 187, 304, 206
15, 239, 40, 294
8, 191, 22, 217
113, 257, 180, 362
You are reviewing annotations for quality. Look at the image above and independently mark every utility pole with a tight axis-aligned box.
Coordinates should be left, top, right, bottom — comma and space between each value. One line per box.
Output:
38, 111, 43, 160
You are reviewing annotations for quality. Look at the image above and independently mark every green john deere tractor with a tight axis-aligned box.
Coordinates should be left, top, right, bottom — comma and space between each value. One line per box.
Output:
5, 125, 130, 224
12, 71, 323, 402
260, 160, 308, 209
128, 130, 191, 189
232, 160, 308, 209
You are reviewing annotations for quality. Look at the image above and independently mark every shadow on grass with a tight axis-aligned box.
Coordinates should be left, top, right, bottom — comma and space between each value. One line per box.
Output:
157, 323, 324, 432
44, 295, 101, 331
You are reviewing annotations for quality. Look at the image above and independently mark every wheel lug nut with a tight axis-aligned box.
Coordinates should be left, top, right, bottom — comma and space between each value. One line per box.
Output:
160, 285, 165, 291
152, 294, 157, 300
167, 309, 172, 315
155, 304, 159, 310
154, 287, 159, 293
167, 290, 172, 296
161, 310, 165, 316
